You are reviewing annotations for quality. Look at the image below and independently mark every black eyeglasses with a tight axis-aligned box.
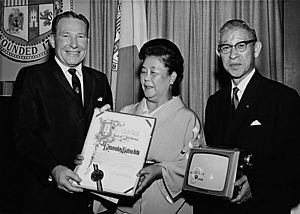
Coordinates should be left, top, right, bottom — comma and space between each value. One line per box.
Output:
218, 39, 257, 54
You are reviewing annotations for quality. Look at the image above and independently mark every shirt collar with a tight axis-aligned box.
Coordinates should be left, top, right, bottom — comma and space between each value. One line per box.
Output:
54, 56, 83, 77
231, 68, 255, 98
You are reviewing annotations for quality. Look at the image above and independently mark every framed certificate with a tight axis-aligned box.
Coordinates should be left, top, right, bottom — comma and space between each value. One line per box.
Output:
74, 109, 156, 196
183, 146, 240, 199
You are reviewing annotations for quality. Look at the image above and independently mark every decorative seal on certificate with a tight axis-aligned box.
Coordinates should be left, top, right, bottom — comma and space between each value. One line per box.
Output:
0, 0, 72, 62
91, 164, 104, 191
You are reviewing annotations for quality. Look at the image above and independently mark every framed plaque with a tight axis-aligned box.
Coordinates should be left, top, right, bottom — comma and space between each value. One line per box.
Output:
75, 109, 156, 196
183, 146, 240, 200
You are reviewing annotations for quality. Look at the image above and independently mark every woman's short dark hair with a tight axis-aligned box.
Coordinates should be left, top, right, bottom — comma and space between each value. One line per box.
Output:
51, 11, 89, 37
139, 38, 184, 96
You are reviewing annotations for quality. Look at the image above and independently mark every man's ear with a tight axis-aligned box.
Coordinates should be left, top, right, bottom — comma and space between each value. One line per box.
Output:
216, 49, 220, 57
254, 41, 262, 58
49, 34, 55, 48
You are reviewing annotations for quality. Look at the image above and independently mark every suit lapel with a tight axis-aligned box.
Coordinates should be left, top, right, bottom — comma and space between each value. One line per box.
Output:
221, 85, 233, 123
225, 72, 262, 139
82, 67, 94, 113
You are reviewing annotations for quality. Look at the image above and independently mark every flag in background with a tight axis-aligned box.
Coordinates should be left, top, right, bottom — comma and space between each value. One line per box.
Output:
110, 1, 121, 110
110, 0, 147, 111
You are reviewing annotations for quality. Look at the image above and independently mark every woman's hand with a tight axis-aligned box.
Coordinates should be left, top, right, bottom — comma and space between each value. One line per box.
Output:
97, 104, 111, 112
135, 164, 163, 195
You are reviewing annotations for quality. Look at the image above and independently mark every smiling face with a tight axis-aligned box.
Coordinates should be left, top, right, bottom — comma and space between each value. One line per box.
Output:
140, 56, 176, 105
49, 17, 88, 67
219, 27, 261, 85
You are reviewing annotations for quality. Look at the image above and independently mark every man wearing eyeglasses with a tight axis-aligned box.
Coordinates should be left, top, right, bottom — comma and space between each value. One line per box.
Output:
202, 19, 300, 214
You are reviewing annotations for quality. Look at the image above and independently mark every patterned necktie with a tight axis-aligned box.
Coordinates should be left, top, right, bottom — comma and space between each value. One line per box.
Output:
68, 68, 82, 104
232, 87, 239, 110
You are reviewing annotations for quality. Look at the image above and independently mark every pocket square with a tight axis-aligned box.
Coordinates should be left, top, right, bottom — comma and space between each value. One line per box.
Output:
250, 120, 261, 126
97, 97, 103, 102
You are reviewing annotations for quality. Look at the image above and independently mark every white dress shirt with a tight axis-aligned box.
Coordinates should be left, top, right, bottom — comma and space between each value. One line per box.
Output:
231, 68, 256, 101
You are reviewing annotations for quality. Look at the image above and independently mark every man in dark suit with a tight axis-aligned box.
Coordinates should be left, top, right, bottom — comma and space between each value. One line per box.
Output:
203, 19, 300, 213
12, 11, 113, 213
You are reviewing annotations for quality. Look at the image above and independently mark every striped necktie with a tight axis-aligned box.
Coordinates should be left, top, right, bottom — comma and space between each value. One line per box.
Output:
68, 68, 82, 104
232, 87, 239, 110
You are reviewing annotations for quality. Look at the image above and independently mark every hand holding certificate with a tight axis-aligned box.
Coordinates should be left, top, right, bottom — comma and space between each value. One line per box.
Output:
74, 109, 156, 196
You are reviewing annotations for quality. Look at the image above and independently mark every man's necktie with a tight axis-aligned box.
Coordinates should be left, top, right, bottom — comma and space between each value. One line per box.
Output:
232, 87, 239, 110
68, 68, 82, 104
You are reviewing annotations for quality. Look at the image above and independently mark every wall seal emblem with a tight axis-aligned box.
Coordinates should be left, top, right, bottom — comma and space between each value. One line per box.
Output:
0, 0, 71, 62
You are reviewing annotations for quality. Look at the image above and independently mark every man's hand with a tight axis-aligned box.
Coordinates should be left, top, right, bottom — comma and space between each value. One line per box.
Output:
135, 165, 162, 195
51, 165, 84, 193
74, 154, 84, 165
231, 175, 252, 204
